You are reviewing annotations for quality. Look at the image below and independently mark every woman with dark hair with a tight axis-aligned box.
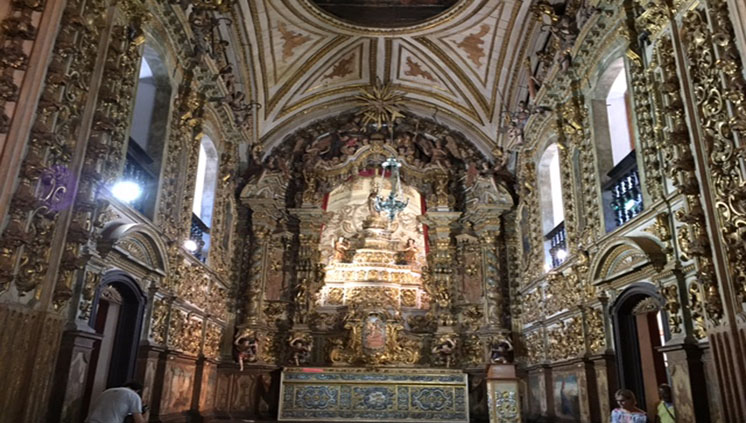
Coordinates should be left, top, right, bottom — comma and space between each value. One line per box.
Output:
611, 389, 649, 423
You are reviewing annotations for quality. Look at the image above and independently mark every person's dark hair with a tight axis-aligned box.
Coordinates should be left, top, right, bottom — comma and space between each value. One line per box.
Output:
123, 381, 144, 393
615, 388, 637, 402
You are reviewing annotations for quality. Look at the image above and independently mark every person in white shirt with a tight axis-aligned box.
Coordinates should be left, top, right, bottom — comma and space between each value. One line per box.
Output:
86, 381, 147, 423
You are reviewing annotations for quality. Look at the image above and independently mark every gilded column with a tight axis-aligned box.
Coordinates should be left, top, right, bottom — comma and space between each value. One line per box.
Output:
677, 3, 746, 419
288, 207, 325, 327
468, 204, 510, 329
420, 211, 461, 326
240, 201, 276, 328
561, 84, 602, 241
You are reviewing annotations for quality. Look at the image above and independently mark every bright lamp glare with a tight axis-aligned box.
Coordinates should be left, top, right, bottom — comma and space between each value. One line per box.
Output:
556, 249, 568, 260
183, 239, 198, 252
112, 180, 142, 203
624, 199, 637, 211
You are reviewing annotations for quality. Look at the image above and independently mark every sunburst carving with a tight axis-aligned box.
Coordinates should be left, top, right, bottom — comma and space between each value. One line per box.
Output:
355, 79, 406, 131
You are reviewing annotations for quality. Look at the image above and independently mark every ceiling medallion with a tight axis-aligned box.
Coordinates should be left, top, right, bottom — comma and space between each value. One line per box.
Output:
356, 78, 405, 132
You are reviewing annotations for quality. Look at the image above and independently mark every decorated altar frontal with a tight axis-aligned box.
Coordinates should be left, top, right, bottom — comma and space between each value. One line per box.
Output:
278, 367, 469, 422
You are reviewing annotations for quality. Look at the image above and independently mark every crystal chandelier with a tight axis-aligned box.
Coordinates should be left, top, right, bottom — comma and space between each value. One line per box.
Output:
375, 157, 408, 221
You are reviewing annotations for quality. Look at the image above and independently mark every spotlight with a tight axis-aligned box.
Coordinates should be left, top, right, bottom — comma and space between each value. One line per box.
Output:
184, 239, 198, 252
111, 180, 142, 203
556, 249, 567, 261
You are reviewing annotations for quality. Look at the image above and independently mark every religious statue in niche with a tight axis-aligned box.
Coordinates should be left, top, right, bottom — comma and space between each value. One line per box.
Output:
294, 282, 308, 324
432, 334, 458, 368
234, 332, 259, 371
490, 337, 514, 364
289, 333, 313, 366
398, 238, 418, 265
367, 184, 381, 217
362, 314, 386, 354
333, 236, 351, 263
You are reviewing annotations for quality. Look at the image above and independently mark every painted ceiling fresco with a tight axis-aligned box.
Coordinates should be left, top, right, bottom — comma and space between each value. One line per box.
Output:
310, 0, 459, 27
236, 0, 534, 155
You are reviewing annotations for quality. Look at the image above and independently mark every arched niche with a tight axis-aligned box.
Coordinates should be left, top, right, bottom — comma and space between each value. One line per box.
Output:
590, 237, 667, 284
252, 112, 512, 213
98, 222, 168, 276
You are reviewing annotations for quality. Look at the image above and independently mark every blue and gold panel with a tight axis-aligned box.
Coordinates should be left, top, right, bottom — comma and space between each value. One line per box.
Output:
279, 367, 469, 422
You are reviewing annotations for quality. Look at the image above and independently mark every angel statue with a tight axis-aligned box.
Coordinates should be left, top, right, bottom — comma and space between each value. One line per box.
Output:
289, 334, 313, 366
432, 335, 458, 368
234, 332, 259, 371
489, 337, 514, 364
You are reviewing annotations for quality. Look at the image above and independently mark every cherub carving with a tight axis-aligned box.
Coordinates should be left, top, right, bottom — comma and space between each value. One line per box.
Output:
289, 334, 313, 366
432, 335, 458, 368
234, 332, 259, 371
490, 337, 514, 364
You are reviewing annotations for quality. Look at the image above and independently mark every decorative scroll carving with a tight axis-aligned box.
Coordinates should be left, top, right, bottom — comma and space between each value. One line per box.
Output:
0, 0, 106, 298
204, 321, 222, 360
662, 284, 683, 334
628, 57, 664, 202
584, 306, 605, 354
682, 5, 746, 314
546, 317, 583, 362
0, 0, 42, 134
150, 296, 170, 345
523, 328, 545, 366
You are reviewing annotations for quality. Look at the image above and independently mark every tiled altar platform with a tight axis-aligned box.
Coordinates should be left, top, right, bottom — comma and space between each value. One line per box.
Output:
278, 367, 469, 422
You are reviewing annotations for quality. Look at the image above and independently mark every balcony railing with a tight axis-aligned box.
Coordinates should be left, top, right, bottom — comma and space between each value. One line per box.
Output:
190, 213, 210, 263
603, 151, 643, 229
545, 220, 567, 268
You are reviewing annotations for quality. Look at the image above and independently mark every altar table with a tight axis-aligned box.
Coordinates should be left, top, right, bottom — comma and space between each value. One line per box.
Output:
278, 367, 469, 422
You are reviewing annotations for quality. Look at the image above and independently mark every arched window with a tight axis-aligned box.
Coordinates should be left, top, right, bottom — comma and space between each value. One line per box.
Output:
538, 143, 566, 269
592, 57, 643, 232
116, 44, 172, 219
189, 136, 219, 262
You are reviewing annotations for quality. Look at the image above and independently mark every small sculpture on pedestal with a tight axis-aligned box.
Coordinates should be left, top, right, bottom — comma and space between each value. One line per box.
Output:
234, 332, 259, 371
333, 236, 351, 263
289, 333, 313, 366
398, 238, 417, 265
490, 337, 514, 364
432, 334, 458, 368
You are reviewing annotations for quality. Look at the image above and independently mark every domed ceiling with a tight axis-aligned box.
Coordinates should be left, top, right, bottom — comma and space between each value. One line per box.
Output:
310, 0, 459, 28
235, 0, 534, 155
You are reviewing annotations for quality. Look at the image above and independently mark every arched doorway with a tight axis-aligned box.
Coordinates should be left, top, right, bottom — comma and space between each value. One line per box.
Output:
82, 271, 146, 414
611, 283, 669, 417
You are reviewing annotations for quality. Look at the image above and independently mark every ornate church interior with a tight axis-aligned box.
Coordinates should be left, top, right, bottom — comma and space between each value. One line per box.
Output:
1, 0, 746, 422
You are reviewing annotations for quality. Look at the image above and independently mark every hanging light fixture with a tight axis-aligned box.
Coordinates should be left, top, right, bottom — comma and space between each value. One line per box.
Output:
375, 157, 408, 221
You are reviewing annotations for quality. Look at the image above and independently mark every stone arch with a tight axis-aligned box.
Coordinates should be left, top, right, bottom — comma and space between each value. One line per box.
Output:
98, 222, 169, 275
590, 237, 666, 283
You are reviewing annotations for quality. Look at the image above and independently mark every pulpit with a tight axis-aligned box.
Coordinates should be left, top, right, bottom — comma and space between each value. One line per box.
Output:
278, 367, 469, 422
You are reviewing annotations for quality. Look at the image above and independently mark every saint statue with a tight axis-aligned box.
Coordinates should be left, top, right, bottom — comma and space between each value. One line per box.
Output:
367, 184, 381, 217
333, 237, 350, 263
399, 238, 417, 265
